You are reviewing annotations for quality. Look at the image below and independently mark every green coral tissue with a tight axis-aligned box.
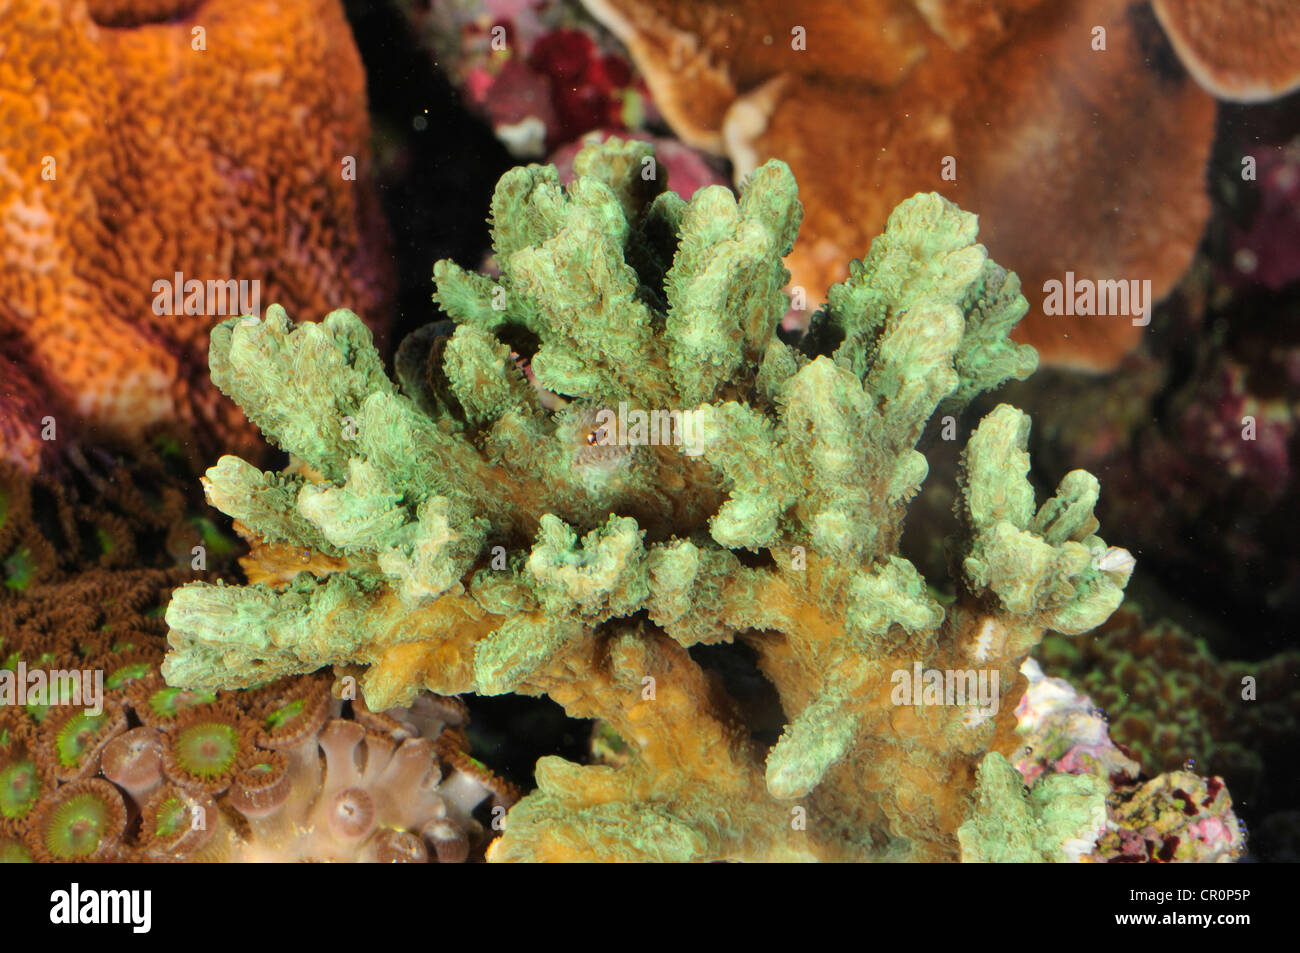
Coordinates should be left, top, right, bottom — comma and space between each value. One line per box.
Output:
162, 137, 1137, 862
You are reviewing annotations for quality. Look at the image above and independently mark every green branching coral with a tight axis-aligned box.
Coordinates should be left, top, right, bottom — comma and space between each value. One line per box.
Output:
957, 752, 1108, 863
163, 138, 1134, 861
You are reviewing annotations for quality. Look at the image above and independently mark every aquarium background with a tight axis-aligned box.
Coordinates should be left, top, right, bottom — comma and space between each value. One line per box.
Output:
0, 0, 1295, 862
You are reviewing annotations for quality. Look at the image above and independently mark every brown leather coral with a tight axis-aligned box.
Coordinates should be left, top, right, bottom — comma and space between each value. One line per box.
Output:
583, 0, 1218, 370
1151, 0, 1300, 102
0, 0, 391, 470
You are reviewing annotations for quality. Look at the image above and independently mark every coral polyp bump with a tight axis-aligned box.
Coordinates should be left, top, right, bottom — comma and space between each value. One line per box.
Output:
156, 137, 1193, 862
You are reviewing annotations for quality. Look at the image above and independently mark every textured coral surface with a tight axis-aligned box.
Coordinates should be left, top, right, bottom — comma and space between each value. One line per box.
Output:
0, 569, 512, 862
580, 0, 1218, 370
0, 446, 206, 594
1040, 606, 1300, 823
1013, 657, 1245, 863
1151, 0, 1300, 102
161, 139, 1144, 861
0, 0, 391, 471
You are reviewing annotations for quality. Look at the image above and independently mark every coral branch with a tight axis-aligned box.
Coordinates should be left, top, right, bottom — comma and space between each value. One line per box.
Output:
163, 138, 1137, 861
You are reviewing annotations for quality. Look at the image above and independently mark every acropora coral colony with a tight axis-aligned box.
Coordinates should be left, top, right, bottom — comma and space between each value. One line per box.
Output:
163, 136, 1200, 862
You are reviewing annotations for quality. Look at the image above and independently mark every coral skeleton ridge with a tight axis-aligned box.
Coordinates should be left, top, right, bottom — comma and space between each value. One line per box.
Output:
163, 138, 1139, 862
